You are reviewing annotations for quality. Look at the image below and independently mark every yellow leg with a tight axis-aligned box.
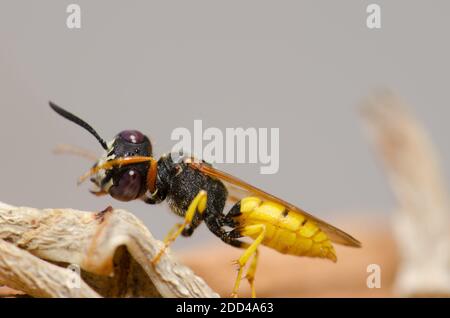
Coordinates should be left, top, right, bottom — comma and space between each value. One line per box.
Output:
231, 261, 245, 298
151, 190, 207, 265
246, 249, 259, 298
230, 224, 265, 298
163, 223, 183, 243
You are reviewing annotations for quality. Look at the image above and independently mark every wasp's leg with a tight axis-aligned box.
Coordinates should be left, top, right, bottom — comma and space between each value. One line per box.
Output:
163, 213, 200, 241
214, 201, 263, 297
141, 188, 167, 205
214, 234, 260, 298
230, 224, 265, 298
181, 212, 203, 237
205, 215, 261, 297
151, 190, 208, 264
78, 156, 155, 185
163, 222, 183, 242
204, 217, 252, 296
89, 189, 108, 197
245, 248, 259, 298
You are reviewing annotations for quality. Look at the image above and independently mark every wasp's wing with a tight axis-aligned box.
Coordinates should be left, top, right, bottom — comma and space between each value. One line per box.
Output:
225, 182, 249, 203
188, 162, 361, 247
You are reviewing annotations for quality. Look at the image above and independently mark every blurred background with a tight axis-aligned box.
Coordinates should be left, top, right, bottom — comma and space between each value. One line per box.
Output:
1, 1, 449, 297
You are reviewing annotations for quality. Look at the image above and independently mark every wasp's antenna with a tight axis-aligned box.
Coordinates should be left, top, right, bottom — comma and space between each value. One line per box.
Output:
49, 101, 108, 150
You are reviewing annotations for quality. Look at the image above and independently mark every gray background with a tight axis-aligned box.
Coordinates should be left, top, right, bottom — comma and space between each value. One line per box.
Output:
1, 1, 449, 248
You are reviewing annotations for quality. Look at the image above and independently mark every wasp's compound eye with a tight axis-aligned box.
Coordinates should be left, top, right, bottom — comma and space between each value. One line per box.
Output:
109, 169, 144, 201
119, 130, 145, 144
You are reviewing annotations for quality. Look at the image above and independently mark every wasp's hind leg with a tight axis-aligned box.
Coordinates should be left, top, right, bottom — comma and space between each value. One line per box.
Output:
245, 247, 259, 298
223, 201, 264, 298
228, 224, 265, 298
151, 190, 208, 264
205, 210, 265, 298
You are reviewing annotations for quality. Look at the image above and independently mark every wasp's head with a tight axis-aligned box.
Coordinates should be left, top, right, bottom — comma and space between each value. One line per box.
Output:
92, 130, 153, 201
49, 102, 156, 202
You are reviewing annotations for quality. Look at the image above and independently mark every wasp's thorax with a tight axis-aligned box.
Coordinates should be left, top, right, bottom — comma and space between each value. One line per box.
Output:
91, 130, 153, 201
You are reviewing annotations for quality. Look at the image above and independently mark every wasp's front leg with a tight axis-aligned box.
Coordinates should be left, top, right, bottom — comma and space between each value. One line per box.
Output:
151, 190, 208, 265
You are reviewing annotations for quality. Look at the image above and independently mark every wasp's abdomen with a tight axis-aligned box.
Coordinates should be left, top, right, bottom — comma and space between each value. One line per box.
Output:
233, 197, 337, 262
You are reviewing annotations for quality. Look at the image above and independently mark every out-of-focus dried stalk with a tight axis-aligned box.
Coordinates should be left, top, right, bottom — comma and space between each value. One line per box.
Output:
0, 201, 219, 298
361, 91, 450, 296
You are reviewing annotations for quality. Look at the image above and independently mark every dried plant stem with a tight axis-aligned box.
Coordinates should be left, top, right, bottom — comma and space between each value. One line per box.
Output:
0, 201, 219, 298
362, 92, 450, 296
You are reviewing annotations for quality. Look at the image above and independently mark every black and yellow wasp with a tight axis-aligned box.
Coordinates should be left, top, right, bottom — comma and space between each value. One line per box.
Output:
49, 102, 361, 297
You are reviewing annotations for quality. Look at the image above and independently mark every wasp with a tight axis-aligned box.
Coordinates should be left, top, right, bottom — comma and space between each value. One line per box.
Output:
49, 101, 361, 297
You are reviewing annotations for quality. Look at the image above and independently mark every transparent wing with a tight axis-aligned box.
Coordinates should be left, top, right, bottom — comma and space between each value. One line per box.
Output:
187, 161, 362, 247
